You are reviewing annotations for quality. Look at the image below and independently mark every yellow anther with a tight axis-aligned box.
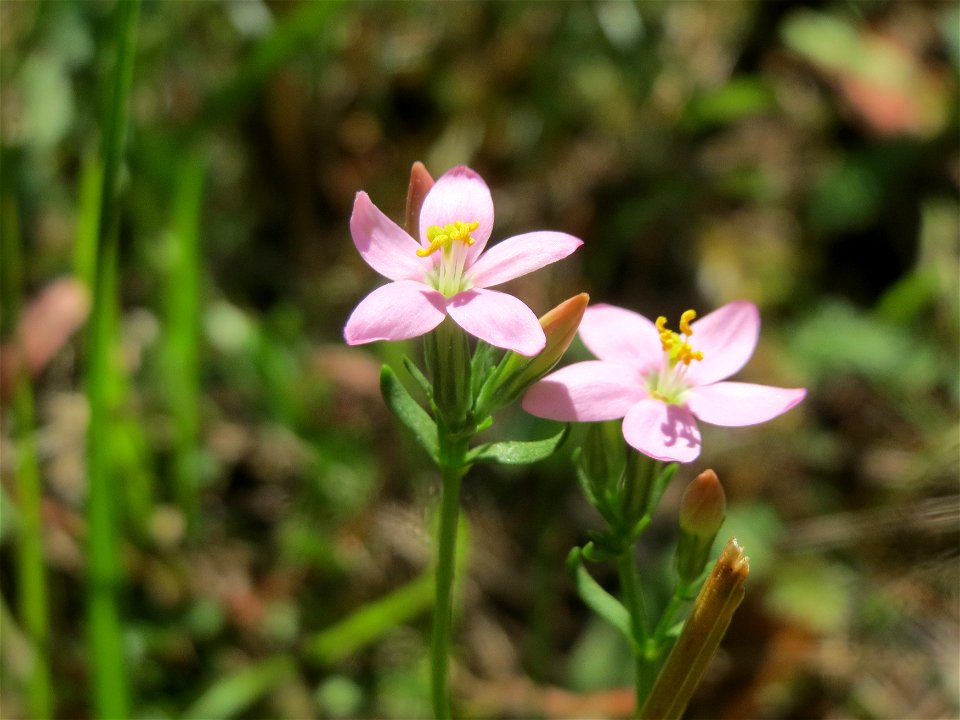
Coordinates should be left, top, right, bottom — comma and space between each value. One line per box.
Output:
656, 316, 675, 350
657, 310, 704, 366
677, 345, 704, 365
417, 220, 479, 257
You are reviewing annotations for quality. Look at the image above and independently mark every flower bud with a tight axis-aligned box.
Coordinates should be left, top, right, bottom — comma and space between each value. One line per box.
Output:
474, 293, 588, 417
675, 469, 726, 583
404, 161, 434, 238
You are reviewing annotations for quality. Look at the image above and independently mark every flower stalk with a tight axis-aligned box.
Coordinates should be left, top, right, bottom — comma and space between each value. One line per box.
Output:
349, 163, 584, 715
430, 432, 468, 719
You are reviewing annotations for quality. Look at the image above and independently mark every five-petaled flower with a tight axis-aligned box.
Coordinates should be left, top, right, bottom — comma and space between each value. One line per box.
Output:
344, 166, 582, 356
522, 301, 806, 462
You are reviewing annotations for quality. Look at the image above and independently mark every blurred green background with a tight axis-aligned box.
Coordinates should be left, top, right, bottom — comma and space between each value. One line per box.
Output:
1, 1, 958, 718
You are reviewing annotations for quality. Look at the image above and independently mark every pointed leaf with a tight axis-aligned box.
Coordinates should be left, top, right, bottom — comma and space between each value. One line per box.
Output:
465, 426, 568, 465
380, 365, 438, 461
567, 547, 633, 642
401, 354, 433, 400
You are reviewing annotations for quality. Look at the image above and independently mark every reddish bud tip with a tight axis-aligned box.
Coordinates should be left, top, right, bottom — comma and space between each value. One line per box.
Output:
679, 469, 726, 538
404, 161, 435, 238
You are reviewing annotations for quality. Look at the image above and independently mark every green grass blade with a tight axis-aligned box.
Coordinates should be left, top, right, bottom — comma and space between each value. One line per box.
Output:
2, 188, 53, 720
86, 237, 128, 719
182, 655, 297, 720
164, 154, 206, 532
12, 375, 53, 720
304, 519, 470, 667
305, 572, 435, 666
73, 153, 103, 291
86, 0, 141, 716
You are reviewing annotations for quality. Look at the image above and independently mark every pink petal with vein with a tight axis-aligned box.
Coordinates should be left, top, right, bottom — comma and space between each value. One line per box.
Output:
622, 399, 702, 463
344, 280, 446, 344
466, 231, 582, 288
522, 361, 646, 422
419, 166, 494, 262
686, 382, 806, 427
579, 304, 663, 369
684, 301, 760, 386
445, 288, 544, 355
351, 192, 430, 281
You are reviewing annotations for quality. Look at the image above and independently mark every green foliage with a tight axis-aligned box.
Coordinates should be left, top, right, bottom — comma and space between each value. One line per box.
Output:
465, 426, 569, 466
566, 547, 632, 644
2, 0, 957, 717
380, 365, 440, 462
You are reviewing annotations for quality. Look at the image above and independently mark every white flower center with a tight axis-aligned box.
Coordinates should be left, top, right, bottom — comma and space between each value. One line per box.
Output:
418, 220, 479, 297
646, 310, 704, 405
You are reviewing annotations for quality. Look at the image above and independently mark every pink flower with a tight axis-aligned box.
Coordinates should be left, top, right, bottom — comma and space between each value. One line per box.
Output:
522, 301, 806, 463
344, 166, 582, 356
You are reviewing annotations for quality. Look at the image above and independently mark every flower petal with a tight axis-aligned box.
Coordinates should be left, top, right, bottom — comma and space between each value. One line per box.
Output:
445, 288, 545, 355
344, 280, 446, 344
684, 301, 761, 386
466, 231, 582, 288
522, 361, 647, 421
622, 399, 702, 463
419, 166, 494, 263
686, 382, 806, 427
578, 303, 663, 369
350, 192, 431, 281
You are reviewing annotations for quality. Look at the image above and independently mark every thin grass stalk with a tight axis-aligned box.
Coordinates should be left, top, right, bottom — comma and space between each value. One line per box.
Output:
2, 186, 53, 720
12, 374, 53, 719
165, 155, 206, 533
86, 1, 141, 716
86, 237, 128, 718
74, 153, 103, 291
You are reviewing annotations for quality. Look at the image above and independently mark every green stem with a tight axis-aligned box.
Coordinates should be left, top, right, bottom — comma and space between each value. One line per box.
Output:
13, 372, 53, 719
430, 433, 468, 720
87, 1, 140, 716
617, 549, 654, 715
651, 581, 696, 653
3, 159, 52, 720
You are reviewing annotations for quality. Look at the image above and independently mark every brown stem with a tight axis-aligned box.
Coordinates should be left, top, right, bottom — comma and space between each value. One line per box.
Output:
640, 538, 750, 720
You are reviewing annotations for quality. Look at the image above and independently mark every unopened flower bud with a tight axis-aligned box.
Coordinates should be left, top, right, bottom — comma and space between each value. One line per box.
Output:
475, 293, 589, 417
675, 469, 726, 583
404, 161, 434, 238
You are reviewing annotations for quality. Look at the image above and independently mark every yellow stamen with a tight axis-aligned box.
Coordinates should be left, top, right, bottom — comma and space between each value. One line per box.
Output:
416, 220, 479, 257
657, 310, 704, 366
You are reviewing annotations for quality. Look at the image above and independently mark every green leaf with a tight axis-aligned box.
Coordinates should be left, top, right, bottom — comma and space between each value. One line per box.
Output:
567, 547, 632, 642
380, 365, 438, 461
401, 355, 433, 400
183, 655, 297, 720
305, 572, 434, 666
573, 448, 599, 507
465, 426, 568, 465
